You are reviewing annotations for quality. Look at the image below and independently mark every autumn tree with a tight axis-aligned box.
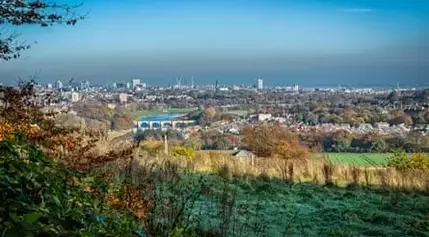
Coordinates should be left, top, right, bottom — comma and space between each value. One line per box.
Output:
202, 106, 217, 125
331, 130, 353, 152
0, 81, 63, 139
111, 114, 134, 131
389, 112, 413, 126
242, 124, 309, 160
54, 113, 85, 130
1, 0, 83, 60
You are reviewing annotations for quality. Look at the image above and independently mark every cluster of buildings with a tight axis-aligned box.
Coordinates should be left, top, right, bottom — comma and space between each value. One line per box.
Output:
112, 79, 147, 91
39, 78, 149, 104
292, 122, 417, 136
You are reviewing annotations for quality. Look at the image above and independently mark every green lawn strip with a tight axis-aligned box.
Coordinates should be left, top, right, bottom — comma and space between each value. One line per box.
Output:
324, 153, 391, 167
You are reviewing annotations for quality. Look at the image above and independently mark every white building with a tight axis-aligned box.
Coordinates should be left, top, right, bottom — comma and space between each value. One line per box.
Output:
71, 92, 79, 102
257, 113, 272, 121
132, 79, 141, 88
47, 83, 52, 89
257, 79, 263, 90
126, 82, 131, 89
118, 93, 128, 103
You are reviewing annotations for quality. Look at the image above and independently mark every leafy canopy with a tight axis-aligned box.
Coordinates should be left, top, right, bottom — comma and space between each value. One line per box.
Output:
1, 0, 83, 60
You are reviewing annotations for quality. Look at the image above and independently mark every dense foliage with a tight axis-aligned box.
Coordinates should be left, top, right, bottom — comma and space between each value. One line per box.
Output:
146, 87, 429, 127
299, 130, 429, 153
0, 138, 142, 236
70, 104, 134, 132
188, 106, 239, 127
135, 129, 184, 142
388, 149, 429, 171
243, 124, 309, 160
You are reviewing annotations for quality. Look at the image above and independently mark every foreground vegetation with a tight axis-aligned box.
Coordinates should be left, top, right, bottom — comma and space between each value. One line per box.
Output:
2, 136, 429, 236
99, 150, 429, 237
194, 176, 429, 236
0, 138, 143, 236
1, 82, 428, 236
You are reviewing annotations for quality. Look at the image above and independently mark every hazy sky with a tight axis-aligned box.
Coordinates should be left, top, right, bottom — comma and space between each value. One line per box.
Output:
1, 0, 429, 86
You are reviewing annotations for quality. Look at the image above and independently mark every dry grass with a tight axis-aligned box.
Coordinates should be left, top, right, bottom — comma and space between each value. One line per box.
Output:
89, 139, 429, 193
103, 149, 429, 193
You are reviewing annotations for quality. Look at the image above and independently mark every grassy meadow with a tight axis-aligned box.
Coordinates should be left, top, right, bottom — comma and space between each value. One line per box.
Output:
325, 153, 391, 167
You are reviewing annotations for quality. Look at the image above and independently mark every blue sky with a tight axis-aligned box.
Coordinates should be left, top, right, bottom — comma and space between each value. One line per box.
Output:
1, 0, 429, 86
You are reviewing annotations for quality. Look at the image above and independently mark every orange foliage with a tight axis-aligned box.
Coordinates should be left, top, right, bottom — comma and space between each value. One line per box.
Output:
243, 124, 309, 160
1, 83, 153, 222
106, 185, 153, 221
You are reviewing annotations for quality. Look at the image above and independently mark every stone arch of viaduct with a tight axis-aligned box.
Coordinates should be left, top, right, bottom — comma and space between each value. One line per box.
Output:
137, 120, 195, 130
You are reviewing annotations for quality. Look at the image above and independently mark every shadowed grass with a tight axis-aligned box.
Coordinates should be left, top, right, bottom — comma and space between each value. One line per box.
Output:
95, 151, 429, 236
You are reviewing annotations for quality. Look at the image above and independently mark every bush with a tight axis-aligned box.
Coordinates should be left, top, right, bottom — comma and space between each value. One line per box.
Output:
140, 139, 164, 156
171, 146, 194, 159
387, 149, 429, 171
0, 138, 142, 236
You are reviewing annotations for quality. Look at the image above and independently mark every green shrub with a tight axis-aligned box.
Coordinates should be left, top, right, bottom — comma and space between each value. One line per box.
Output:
0, 138, 143, 236
387, 149, 429, 171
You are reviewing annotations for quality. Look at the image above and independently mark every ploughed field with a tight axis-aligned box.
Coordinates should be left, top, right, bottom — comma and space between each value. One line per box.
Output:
325, 153, 391, 167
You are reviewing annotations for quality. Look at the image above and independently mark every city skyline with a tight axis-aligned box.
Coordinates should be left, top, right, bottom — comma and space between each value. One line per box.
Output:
1, 0, 429, 85
36, 77, 429, 90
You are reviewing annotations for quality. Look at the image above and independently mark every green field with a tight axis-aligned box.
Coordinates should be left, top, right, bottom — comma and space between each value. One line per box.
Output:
325, 153, 391, 167
226, 109, 254, 116
131, 108, 197, 119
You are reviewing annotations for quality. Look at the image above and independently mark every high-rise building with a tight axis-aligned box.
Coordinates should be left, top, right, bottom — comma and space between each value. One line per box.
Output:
126, 82, 131, 89
257, 78, 263, 90
132, 79, 141, 88
293, 83, 299, 92
80, 81, 90, 91
112, 82, 117, 89
55, 80, 63, 89
47, 83, 53, 89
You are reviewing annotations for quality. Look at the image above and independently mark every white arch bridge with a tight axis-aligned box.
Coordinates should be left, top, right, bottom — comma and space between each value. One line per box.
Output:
137, 120, 196, 130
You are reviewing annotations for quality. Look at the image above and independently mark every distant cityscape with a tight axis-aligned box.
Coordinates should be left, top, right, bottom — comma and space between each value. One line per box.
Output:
11, 77, 429, 101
